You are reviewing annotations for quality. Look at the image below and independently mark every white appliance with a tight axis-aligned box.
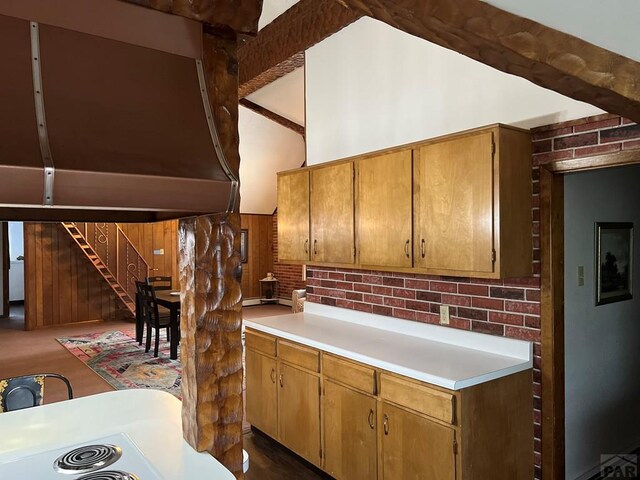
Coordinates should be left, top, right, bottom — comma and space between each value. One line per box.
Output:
0, 433, 163, 479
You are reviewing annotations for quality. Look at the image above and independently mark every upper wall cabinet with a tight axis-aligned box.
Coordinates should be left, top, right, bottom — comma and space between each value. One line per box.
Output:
310, 162, 355, 264
277, 170, 310, 262
357, 150, 413, 268
414, 126, 532, 278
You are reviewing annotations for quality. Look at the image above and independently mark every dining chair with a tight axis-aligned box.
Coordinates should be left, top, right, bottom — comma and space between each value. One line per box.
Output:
145, 276, 172, 291
0, 373, 73, 413
137, 282, 172, 357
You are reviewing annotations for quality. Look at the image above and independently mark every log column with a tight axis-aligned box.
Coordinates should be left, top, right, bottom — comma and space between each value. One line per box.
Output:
179, 31, 244, 479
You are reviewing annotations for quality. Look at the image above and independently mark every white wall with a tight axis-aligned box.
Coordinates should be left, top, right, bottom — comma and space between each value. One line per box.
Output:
305, 17, 603, 165
564, 165, 640, 479
239, 106, 306, 214
8, 222, 24, 302
483, 0, 640, 62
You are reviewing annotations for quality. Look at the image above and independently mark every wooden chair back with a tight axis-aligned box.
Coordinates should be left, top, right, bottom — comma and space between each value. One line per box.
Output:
146, 276, 172, 291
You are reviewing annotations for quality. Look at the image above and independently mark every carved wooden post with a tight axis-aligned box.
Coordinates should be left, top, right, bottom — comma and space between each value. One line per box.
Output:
179, 32, 244, 479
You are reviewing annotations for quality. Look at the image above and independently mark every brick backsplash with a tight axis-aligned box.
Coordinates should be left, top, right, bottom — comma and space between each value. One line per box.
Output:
273, 114, 637, 478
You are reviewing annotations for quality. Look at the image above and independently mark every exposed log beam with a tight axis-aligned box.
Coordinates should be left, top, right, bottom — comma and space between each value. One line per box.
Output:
180, 32, 244, 479
341, 0, 640, 122
238, 0, 363, 97
120, 0, 263, 35
240, 99, 305, 136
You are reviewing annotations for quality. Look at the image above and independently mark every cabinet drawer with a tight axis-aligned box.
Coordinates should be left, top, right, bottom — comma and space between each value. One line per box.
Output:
322, 353, 376, 395
380, 373, 455, 424
278, 340, 319, 372
245, 329, 276, 357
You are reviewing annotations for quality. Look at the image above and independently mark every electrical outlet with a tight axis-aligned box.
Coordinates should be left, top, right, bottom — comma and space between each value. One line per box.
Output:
578, 266, 585, 287
440, 305, 450, 325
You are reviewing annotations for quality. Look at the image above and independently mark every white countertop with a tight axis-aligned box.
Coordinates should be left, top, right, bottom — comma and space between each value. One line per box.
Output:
0, 389, 235, 479
244, 303, 532, 390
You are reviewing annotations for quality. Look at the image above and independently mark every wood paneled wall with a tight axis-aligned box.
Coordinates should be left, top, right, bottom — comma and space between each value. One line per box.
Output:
119, 221, 180, 289
241, 214, 274, 299
24, 223, 119, 330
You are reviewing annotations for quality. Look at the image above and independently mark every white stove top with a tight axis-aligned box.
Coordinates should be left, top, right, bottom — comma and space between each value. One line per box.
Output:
0, 433, 163, 479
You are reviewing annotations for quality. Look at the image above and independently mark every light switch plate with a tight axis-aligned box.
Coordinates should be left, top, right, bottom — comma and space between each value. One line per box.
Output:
153, 249, 165, 255
440, 305, 450, 325
578, 266, 585, 286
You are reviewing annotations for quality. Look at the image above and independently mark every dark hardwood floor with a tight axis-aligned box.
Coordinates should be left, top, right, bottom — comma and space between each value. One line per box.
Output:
244, 429, 331, 480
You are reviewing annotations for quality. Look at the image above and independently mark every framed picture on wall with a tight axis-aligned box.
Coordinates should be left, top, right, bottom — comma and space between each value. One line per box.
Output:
596, 222, 633, 306
240, 229, 248, 263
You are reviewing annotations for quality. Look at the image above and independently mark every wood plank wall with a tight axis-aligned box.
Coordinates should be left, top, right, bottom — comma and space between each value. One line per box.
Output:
22, 216, 274, 329
241, 214, 274, 299
24, 223, 119, 330
119, 221, 180, 289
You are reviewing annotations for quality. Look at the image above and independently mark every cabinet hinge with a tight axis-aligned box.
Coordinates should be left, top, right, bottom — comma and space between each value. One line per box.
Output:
491, 249, 496, 264
353, 246, 357, 258
491, 140, 496, 158
453, 438, 458, 455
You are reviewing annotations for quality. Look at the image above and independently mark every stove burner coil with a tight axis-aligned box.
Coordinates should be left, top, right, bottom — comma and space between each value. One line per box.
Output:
53, 444, 122, 474
76, 472, 139, 480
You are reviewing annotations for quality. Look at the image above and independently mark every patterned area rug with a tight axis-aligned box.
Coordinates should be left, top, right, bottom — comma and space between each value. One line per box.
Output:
57, 330, 182, 398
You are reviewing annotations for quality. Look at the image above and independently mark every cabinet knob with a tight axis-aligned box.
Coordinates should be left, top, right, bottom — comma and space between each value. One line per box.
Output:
404, 240, 410, 258
304, 239, 309, 254
421, 238, 426, 258
279, 373, 284, 388
313, 239, 318, 255
270, 368, 276, 384
383, 414, 389, 435
368, 409, 375, 430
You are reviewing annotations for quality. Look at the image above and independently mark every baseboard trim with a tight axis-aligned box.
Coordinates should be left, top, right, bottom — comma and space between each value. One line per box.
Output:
278, 299, 293, 307
242, 298, 261, 306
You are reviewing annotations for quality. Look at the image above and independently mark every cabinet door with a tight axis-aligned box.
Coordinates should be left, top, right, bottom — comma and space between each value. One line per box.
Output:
381, 403, 456, 480
277, 170, 310, 261
245, 349, 278, 439
310, 162, 355, 264
358, 150, 413, 268
323, 380, 377, 480
278, 363, 321, 466
414, 131, 495, 274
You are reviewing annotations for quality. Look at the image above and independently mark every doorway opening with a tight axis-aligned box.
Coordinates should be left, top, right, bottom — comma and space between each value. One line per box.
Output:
0, 222, 25, 330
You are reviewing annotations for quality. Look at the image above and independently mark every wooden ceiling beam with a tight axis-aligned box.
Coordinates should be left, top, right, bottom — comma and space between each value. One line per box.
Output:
120, 0, 263, 35
240, 99, 305, 136
341, 0, 640, 122
238, 0, 363, 97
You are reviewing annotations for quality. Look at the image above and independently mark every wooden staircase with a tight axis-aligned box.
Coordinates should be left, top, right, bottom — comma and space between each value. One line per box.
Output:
60, 222, 149, 316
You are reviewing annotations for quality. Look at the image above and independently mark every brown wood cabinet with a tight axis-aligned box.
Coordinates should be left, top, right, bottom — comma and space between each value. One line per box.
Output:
381, 402, 456, 480
245, 329, 322, 467
245, 348, 278, 438
310, 162, 355, 265
277, 170, 310, 262
278, 362, 321, 466
414, 126, 532, 278
276, 124, 531, 278
357, 150, 413, 268
245, 328, 534, 480
323, 380, 377, 480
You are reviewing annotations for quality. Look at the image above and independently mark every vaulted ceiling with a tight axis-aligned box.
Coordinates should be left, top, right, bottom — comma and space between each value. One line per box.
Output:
237, 0, 640, 213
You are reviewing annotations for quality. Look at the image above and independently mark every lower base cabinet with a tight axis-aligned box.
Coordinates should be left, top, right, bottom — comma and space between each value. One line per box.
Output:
323, 380, 377, 480
245, 329, 533, 480
245, 349, 278, 438
381, 402, 456, 480
278, 362, 321, 466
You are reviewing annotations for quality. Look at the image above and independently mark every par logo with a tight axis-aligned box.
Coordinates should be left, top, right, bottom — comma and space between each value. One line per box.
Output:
601, 454, 638, 479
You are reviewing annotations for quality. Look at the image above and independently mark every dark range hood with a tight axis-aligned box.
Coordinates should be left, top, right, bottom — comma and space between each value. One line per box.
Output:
0, 0, 237, 222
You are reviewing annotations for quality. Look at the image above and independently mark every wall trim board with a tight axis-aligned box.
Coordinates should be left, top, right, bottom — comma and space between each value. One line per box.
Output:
539, 141, 640, 479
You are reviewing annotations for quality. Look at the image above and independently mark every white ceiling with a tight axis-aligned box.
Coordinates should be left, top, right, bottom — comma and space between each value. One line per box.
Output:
258, 0, 300, 30
238, 107, 306, 214
246, 67, 305, 125
483, 0, 640, 62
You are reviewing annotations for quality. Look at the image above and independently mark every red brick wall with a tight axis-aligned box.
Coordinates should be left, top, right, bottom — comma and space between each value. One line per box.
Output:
272, 213, 306, 301
303, 113, 639, 479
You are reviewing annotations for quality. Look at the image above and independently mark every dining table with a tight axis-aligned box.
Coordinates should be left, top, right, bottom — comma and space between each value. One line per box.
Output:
135, 290, 181, 360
